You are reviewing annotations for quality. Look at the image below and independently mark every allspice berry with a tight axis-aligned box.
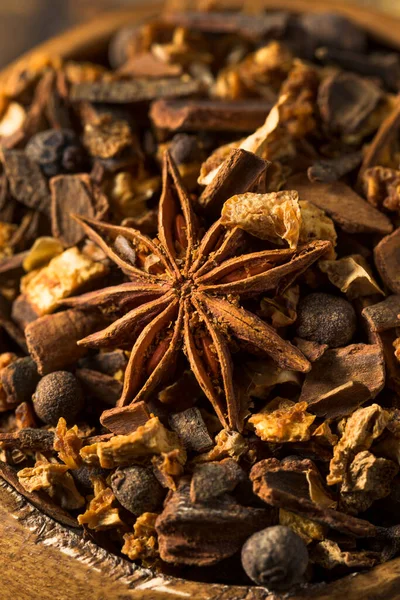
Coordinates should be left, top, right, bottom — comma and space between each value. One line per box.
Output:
111, 465, 165, 516
241, 526, 309, 590
296, 292, 356, 348
33, 371, 84, 426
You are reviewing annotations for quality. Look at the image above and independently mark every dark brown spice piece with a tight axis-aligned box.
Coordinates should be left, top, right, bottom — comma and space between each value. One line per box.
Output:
156, 480, 273, 566
75, 368, 122, 407
362, 295, 400, 333
296, 293, 356, 348
70, 77, 203, 104
150, 99, 273, 133
1, 357, 40, 406
1, 149, 51, 216
374, 228, 400, 294
190, 459, 245, 504
299, 344, 385, 418
168, 407, 213, 453
0, 428, 54, 452
198, 149, 270, 217
307, 151, 362, 183
286, 174, 393, 235
26, 309, 106, 375
33, 371, 84, 426
100, 402, 150, 435
241, 525, 309, 589
111, 465, 165, 516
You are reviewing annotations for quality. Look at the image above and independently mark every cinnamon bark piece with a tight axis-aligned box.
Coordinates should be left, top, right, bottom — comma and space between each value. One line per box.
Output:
26, 309, 105, 375
299, 344, 385, 418
75, 368, 122, 406
198, 149, 269, 216
162, 11, 289, 40
285, 173, 392, 235
156, 480, 273, 566
362, 295, 400, 333
374, 228, 400, 294
150, 99, 273, 133
70, 77, 202, 104
100, 402, 150, 435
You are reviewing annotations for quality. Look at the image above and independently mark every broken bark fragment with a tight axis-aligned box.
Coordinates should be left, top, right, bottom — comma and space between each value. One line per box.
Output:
70, 77, 203, 104
250, 458, 376, 538
307, 151, 362, 183
190, 459, 246, 504
286, 173, 393, 235
156, 480, 273, 566
150, 99, 272, 133
100, 402, 150, 435
374, 228, 400, 294
299, 344, 385, 418
26, 309, 106, 375
198, 149, 269, 217
75, 368, 122, 406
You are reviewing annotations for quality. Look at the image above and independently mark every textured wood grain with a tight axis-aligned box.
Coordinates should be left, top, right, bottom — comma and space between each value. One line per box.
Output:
1, 1, 400, 598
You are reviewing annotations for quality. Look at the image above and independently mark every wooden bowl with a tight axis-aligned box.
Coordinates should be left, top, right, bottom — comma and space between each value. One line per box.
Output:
1, 2, 400, 599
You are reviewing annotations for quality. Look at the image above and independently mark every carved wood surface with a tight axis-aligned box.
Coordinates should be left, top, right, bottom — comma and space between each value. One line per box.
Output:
1, 1, 400, 598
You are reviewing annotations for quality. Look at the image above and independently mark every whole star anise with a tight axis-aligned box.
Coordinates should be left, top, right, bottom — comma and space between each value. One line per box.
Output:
66, 152, 330, 431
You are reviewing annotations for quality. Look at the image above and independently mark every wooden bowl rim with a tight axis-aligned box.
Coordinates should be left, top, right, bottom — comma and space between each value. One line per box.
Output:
1, 1, 400, 598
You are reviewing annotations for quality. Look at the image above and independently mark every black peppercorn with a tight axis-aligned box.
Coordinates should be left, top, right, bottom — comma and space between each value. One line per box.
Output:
25, 129, 86, 177
296, 292, 356, 348
241, 526, 308, 590
111, 465, 165, 516
32, 371, 84, 426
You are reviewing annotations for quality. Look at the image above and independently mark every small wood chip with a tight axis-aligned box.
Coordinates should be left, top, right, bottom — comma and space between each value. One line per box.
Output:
286, 174, 393, 235
168, 407, 213, 453
374, 228, 400, 294
100, 402, 150, 435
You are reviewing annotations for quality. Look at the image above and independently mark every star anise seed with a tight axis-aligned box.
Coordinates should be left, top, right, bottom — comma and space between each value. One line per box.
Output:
64, 152, 330, 431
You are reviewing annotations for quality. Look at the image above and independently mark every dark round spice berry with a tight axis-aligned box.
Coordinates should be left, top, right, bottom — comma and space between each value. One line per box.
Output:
32, 371, 84, 426
170, 134, 202, 165
72, 465, 108, 495
26, 129, 86, 177
111, 465, 165, 516
296, 292, 356, 348
241, 526, 308, 590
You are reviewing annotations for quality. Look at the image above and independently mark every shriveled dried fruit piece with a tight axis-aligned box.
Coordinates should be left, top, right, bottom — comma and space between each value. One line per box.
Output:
340, 450, 398, 514
259, 285, 299, 329
279, 509, 325, 545
18, 455, 84, 510
83, 115, 134, 160
152, 449, 185, 490
122, 512, 159, 564
319, 254, 384, 300
363, 166, 400, 213
298, 201, 337, 257
374, 228, 400, 294
249, 399, 316, 443
21, 247, 108, 315
54, 417, 82, 469
327, 404, 390, 487
286, 173, 393, 235
80, 416, 186, 468
310, 539, 380, 570
78, 476, 123, 530
300, 344, 385, 418
194, 429, 249, 463
22, 237, 63, 271
221, 191, 301, 249
156, 480, 272, 566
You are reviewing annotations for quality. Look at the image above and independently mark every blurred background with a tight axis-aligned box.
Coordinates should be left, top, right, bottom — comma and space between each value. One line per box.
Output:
0, 0, 399, 68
